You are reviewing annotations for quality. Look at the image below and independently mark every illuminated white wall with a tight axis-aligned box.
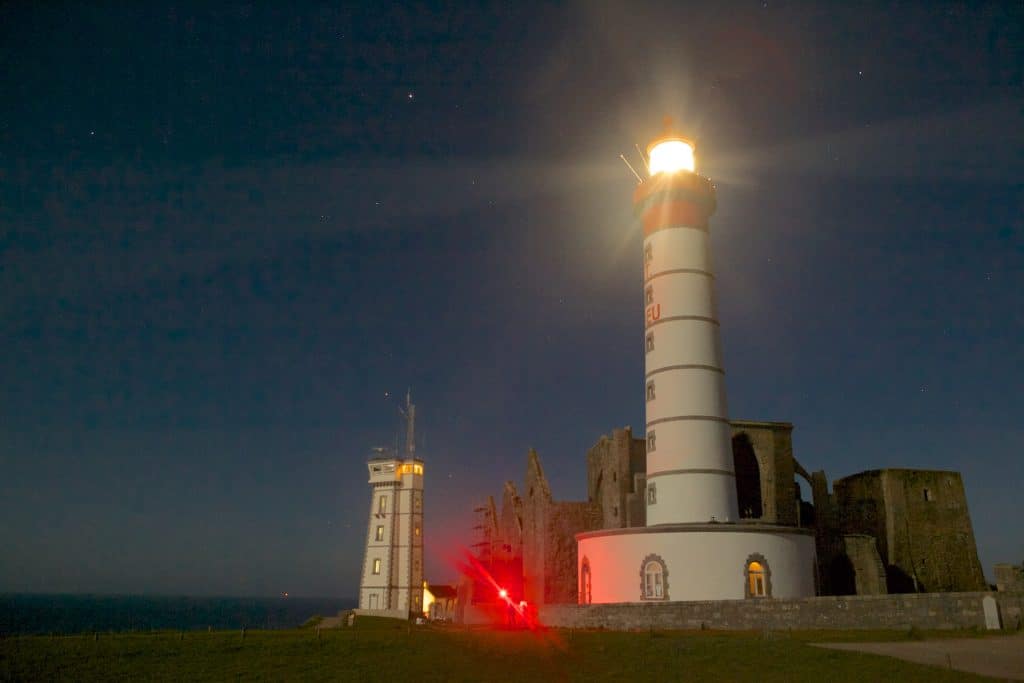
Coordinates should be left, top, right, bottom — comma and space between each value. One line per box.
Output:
578, 527, 816, 603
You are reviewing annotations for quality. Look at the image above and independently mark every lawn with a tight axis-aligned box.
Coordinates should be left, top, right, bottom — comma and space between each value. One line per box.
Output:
0, 620, 997, 682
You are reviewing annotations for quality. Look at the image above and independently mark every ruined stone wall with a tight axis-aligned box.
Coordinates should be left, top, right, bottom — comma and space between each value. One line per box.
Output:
626, 472, 647, 528
539, 591, 1024, 631
842, 534, 887, 595
729, 421, 797, 525
543, 501, 603, 604
522, 450, 551, 606
499, 482, 523, 560
995, 563, 1024, 592
586, 428, 644, 529
834, 469, 986, 593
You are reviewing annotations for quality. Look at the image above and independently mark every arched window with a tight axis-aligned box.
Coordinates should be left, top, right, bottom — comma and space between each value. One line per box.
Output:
744, 553, 772, 598
639, 554, 669, 600
580, 558, 592, 605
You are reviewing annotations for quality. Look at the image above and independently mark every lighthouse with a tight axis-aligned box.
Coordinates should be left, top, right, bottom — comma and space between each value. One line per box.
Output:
637, 131, 739, 525
357, 391, 425, 617
575, 124, 817, 603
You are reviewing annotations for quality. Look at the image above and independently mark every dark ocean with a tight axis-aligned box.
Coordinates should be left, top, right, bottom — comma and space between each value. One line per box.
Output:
0, 595, 356, 635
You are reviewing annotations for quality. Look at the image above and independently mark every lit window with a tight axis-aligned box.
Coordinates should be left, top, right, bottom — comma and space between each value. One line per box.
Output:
414, 464, 423, 475
748, 562, 766, 597
375, 526, 384, 541
646, 332, 655, 354
646, 381, 656, 402
645, 285, 654, 306
415, 526, 420, 536
744, 555, 771, 598
647, 484, 656, 505
647, 431, 656, 453
372, 558, 381, 575
378, 496, 388, 514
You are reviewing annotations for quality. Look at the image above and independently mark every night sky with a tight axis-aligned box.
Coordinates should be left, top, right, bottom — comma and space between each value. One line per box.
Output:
2, 2, 1021, 598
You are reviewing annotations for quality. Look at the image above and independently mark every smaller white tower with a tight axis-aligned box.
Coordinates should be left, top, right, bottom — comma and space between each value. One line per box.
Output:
357, 392, 424, 617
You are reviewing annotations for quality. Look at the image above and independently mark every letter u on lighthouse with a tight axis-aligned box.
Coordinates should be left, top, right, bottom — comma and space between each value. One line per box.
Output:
636, 130, 739, 525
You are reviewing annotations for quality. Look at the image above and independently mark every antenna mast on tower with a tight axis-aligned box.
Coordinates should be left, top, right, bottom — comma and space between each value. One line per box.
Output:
399, 388, 416, 458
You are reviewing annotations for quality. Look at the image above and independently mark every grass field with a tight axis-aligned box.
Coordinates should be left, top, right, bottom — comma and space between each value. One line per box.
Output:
0, 619, 998, 681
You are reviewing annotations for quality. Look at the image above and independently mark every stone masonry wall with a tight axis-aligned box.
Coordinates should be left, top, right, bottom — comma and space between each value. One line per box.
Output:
544, 501, 603, 604
835, 469, 986, 593
842, 534, 887, 596
995, 563, 1024, 592
539, 592, 1024, 631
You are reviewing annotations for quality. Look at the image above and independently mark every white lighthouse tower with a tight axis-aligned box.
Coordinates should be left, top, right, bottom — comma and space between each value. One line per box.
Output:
575, 123, 817, 603
357, 391, 425, 617
640, 132, 738, 526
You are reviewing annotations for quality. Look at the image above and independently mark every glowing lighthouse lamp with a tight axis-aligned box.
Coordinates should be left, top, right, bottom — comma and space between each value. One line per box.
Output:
647, 138, 695, 175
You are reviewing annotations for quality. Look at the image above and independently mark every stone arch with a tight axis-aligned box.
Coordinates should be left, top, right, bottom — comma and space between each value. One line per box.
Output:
732, 433, 763, 519
744, 553, 772, 598
639, 553, 669, 601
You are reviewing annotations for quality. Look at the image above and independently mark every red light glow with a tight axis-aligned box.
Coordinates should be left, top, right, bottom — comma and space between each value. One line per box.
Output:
498, 588, 508, 599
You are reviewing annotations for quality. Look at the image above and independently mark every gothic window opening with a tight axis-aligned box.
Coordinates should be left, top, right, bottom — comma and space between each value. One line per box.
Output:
732, 433, 763, 519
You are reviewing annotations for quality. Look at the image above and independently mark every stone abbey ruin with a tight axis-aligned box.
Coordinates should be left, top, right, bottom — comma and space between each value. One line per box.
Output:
467, 420, 987, 607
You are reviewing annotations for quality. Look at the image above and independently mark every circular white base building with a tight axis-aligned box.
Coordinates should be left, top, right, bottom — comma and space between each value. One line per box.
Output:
577, 127, 816, 604
578, 524, 816, 603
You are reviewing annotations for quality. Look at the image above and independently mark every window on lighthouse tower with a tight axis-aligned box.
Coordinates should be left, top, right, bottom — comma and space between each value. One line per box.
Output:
647, 431, 656, 453
645, 332, 655, 354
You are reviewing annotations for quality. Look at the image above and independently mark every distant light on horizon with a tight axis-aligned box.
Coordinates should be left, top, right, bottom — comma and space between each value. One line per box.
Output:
648, 139, 696, 175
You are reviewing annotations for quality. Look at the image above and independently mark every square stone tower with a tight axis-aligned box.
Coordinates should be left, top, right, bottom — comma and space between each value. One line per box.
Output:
358, 455, 425, 616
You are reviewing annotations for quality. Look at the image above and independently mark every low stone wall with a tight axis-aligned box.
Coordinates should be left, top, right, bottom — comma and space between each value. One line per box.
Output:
539, 592, 1024, 631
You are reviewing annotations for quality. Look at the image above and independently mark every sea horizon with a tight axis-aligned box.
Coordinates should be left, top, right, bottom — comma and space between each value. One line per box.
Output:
0, 593, 357, 636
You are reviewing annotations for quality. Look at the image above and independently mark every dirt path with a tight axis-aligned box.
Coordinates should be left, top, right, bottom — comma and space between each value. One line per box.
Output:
812, 633, 1024, 680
